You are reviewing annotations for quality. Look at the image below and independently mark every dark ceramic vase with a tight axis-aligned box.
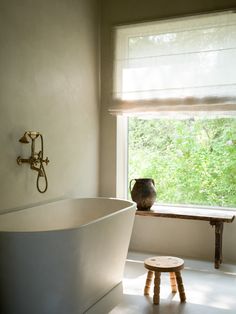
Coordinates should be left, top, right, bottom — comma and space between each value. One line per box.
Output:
129, 178, 157, 210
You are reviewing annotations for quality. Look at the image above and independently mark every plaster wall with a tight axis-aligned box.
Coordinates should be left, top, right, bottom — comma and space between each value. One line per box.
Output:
0, 0, 100, 213
100, 0, 236, 263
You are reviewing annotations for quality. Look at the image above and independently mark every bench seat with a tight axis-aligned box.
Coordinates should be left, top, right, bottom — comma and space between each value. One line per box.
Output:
136, 205, 235, 268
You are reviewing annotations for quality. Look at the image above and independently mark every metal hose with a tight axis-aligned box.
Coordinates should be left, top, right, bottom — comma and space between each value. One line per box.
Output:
36, 135, 48, 193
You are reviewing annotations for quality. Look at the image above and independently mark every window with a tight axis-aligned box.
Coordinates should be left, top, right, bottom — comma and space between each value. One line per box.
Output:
128, 116, 236, 207
112, 12, 236, 208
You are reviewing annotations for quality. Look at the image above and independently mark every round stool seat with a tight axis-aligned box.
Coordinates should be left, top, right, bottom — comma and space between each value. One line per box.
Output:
144, 256, 184, 272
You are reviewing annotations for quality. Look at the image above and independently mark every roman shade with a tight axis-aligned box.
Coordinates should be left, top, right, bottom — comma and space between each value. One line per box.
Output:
110, 11, 236, 116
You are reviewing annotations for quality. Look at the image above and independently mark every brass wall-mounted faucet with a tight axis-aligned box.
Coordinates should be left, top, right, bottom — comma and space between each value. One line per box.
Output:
17, 131, 49, 193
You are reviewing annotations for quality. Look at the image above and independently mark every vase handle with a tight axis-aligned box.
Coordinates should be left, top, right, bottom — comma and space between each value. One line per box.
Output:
129, 179, 136, 193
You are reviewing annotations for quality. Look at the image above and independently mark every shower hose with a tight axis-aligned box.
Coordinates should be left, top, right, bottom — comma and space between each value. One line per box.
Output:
36, 135, 48, 193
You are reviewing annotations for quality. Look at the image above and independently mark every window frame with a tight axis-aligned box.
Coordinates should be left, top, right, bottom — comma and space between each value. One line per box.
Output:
116, 116, 128, 199
116, 115, 236, 212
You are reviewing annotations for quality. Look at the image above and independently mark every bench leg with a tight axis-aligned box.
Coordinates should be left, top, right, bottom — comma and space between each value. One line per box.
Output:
153, 272, 161, 305
144, 270, 153, 295
175, 271, 186, 302
170, 272, 177, 293
210, 221, 224, 269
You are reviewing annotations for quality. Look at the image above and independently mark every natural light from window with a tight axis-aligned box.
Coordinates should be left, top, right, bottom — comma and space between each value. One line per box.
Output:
128, 116, 236, 207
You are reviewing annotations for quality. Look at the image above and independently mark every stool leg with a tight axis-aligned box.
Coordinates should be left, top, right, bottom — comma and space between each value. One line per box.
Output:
169, 272, 177, 293
153, 271, 161, 305
144, 270, 154, 295
175, 271, 186, 302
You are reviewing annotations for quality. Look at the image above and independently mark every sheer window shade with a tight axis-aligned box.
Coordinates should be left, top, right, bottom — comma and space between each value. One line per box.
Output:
110, 12, 236, 116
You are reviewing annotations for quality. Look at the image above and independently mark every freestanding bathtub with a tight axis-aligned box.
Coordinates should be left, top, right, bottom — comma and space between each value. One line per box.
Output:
0, 198, 136, 314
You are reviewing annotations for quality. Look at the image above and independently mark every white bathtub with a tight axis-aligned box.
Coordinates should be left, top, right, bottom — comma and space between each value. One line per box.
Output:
0, 198, 136, 314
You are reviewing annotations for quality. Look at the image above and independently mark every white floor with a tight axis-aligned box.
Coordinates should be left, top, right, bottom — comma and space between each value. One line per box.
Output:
87, 251, 236, 314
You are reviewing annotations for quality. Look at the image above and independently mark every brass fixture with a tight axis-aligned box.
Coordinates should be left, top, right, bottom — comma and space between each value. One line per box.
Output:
17, 131, 49, 193
19, 133, 30, 143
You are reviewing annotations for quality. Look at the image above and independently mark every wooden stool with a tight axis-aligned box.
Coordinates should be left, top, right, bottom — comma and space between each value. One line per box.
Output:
144, 256, 186, 304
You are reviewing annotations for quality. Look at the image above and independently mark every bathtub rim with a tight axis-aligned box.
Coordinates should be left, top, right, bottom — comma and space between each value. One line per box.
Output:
0, 197, 136, 234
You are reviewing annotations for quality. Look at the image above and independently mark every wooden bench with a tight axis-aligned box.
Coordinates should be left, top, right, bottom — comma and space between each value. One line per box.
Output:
136, 205, 235, 269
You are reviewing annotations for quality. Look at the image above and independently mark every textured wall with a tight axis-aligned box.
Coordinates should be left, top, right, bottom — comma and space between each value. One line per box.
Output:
100, 0, 236, 263
0, 0, 100, 213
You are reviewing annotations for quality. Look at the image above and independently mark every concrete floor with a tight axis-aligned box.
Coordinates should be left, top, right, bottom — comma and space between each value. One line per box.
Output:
87, 251, 236, 314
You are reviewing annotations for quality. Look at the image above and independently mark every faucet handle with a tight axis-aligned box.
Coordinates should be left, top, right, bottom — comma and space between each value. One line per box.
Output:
44, 157, 49, 165
16, 156, 22, 165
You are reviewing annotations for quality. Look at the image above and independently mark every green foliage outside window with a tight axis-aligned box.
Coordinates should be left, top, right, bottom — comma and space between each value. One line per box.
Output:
128, 117, 236, 207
